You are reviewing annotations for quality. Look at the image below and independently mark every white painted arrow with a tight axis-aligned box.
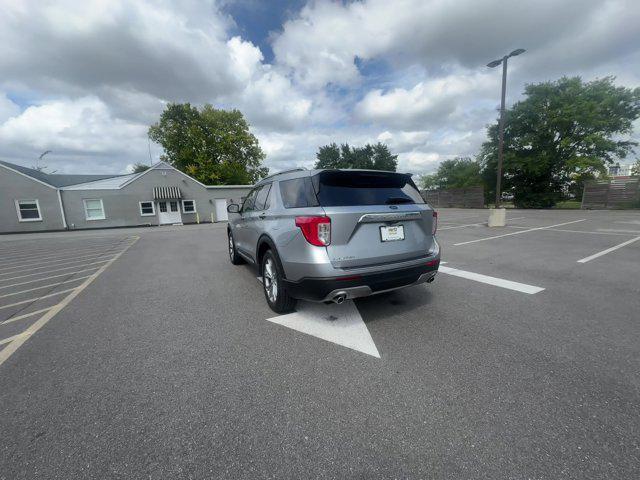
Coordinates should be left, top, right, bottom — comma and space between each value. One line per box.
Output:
266, 300, 380, 358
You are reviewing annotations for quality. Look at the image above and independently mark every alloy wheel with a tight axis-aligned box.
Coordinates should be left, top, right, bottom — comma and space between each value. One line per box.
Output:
263, 258, 278, 303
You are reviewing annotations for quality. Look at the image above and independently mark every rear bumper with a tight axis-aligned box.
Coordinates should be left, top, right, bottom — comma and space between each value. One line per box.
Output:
282, 259, 440, 302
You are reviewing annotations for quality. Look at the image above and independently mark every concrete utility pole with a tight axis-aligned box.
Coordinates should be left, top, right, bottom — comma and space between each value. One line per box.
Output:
487, 48, 525, 208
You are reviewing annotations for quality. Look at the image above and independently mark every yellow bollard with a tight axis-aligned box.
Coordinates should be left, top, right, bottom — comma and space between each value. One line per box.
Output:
196, 212, 200, 224
211, 212, 215, 223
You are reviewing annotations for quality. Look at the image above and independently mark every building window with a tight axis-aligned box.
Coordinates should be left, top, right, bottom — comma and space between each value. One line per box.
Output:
182, 200, 196, 213
15, 199, 42, 222
83, 199, 105, 221
139, 201, 155, 216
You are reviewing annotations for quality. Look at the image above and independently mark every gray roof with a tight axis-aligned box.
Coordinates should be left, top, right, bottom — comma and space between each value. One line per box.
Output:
0, 160, 124, 187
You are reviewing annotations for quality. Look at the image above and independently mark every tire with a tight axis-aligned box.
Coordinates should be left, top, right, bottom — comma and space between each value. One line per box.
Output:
228, 231, 244, 265
261, 249, 296, 314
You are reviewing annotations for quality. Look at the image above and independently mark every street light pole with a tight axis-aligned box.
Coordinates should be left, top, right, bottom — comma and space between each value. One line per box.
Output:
487, 48, 525, 208
496, 56, 508, 208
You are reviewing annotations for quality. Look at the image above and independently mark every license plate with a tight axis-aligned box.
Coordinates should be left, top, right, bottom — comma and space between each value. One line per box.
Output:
380, 225, 405, 242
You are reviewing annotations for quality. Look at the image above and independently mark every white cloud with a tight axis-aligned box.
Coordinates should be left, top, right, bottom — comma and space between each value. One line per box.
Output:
230, 66, 313, 130
273, 0, 640, 88
0, 94, 20, 123
0, 0, 637, 177
356, 73, 495, 129
401, 151, 442, 172
0, 0, 238, 102
227, 36, 264, 82
0, 0, 317, 172
0, 96, 149, 173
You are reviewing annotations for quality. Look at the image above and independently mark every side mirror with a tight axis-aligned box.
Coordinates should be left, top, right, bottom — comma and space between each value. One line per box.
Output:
227, 203, 240, 214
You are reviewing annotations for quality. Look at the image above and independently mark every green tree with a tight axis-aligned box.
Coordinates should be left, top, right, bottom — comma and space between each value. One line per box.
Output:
148, 103, 268, 185
418, 157, 482, 190
131, 162, 150, 173
372, 143, 399, 171
419, 173, 440, 190
478, 77, 640, 207
315, 143, 342, 169
631, 159, 640, 176
314, 142, 397, 171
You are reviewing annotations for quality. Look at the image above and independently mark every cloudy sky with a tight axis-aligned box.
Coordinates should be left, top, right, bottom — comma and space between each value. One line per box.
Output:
1, 0, 639, 176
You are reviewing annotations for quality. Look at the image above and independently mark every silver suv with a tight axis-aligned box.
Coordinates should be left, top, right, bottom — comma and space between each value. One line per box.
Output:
226, 169, 440, 313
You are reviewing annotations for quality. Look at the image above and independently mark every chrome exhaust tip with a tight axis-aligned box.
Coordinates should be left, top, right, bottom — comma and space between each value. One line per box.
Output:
333, 293, 347, 304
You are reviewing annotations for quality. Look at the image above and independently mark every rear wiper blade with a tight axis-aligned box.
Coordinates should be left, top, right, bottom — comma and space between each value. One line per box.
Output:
385, 197, 414, 204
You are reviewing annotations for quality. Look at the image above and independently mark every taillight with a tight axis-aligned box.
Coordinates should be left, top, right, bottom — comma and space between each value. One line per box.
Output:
295, 216, 331, 246
432, 211, 438, 235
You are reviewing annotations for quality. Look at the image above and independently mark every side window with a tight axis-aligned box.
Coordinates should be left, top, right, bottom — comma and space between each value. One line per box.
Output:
241, 188, 259, 212
139, 201, 155, 216
182, 200, 196, 213
83, 199, 106, 221
279, 177, 319, 208
254, 184, 272, 211
15, 199, 42, 222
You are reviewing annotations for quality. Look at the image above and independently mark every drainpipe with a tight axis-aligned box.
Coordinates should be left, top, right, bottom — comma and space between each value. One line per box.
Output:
56, 189, 68, 230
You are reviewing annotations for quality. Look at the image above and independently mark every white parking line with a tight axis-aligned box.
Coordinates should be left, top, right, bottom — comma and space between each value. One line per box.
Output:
0, 252, 115, 272
0, 332, 29, 346
0, 275, 92, 299
437, 214, 489, 222
549, 229, 630, 236
0, 237, 139, 367
0, 254, 116, 277
440, 217, 526, 230
439, 222, 485, 230
577, 236, 640, 263
1, 307, 53, 325
506, 226, 631, 236
0, 288, 77, 310
0, 267, 101, 290
0, 242, 124, 264
439, 266, 544, 294
453, 219, 586, 246
597, 229, 640, 234
0, 259, 111, 283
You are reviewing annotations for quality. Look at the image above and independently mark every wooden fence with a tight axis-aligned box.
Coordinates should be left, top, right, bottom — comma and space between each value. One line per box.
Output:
421, 186, 485, 208
582, 178, 640, 209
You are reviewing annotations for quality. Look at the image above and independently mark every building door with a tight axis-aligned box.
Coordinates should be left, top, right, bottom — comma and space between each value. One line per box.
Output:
214, 199, 228, 222
157, 200, 182, 225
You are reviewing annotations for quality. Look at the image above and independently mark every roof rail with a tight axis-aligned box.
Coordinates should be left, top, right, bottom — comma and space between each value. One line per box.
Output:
259, 167, 307, 182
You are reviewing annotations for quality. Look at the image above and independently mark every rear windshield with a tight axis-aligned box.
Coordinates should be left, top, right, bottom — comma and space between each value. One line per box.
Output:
312, 171, 425, 207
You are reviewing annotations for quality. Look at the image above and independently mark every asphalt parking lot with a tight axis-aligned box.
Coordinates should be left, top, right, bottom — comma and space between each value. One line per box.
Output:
1, 208, 639, 479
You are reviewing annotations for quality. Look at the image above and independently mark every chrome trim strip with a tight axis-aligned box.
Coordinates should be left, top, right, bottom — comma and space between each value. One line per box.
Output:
357, 211, 422, 223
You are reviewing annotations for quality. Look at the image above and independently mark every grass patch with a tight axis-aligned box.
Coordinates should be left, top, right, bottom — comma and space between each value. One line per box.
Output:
554, 200, 582, 209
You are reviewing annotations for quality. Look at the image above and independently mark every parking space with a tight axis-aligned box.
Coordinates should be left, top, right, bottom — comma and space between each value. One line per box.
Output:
1, 210, 639, 479
0, 235, 138, 366
437, 209, 640, 290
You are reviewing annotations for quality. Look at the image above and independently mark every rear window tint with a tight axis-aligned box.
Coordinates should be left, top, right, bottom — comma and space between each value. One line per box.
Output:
279, 177, 319, 208
313, 171, 425, 207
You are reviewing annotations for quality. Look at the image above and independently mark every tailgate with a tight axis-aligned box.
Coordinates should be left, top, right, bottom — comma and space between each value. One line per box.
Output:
323, 205, 434, 268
